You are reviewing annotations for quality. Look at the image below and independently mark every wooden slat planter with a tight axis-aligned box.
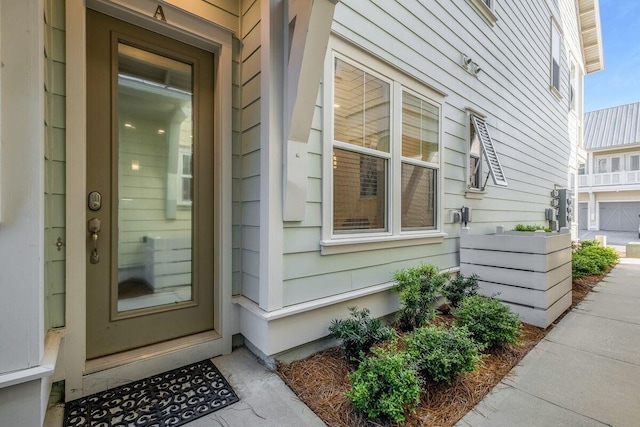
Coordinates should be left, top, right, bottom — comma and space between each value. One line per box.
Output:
460, 227, 572, 328
144, 235, 192, 289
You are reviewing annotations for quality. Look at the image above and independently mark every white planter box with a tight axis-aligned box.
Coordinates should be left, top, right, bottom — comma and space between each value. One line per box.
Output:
459, 227, 572, 328
144, 235, 192, 289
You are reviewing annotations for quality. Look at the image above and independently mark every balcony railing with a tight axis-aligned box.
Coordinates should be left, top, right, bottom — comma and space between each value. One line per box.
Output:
578, 171, 640, 188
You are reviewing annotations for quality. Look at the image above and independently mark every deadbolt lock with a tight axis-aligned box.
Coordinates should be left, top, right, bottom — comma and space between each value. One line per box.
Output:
88, 191, 102, 211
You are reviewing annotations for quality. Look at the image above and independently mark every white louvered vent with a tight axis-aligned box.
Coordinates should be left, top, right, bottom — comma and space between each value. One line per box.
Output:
471, 116, 508, 187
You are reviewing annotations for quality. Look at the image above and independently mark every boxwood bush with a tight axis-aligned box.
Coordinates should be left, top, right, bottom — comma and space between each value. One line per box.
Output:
329, 306, 395, 365
392, 264, 445, 331
346, 348, 421, 425
441, 273, 479, 309
454, 295, 522, 349
572, 240, 618, 278
405, 325, 481, 382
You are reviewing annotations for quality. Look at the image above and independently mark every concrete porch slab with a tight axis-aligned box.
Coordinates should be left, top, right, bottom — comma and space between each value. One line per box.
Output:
188, 347, 325, 427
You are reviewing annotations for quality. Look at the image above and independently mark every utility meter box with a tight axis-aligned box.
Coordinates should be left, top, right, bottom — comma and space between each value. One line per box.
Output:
557, 189, 573, 229
551, 189, 572, 229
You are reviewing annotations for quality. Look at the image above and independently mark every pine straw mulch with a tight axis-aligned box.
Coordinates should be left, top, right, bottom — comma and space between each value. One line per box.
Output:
277, 270, 612, 427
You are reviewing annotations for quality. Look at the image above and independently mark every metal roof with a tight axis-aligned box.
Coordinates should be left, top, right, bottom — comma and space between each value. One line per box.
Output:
584, 102, 640, 150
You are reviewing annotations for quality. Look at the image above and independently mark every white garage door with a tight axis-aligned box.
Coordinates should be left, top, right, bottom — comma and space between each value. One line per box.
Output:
599, 202, 640, 232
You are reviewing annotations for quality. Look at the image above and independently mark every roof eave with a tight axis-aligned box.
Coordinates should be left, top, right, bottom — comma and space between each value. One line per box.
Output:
578, 0, 604, 73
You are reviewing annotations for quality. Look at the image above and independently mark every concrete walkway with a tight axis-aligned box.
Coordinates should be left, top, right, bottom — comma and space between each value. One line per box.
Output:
457, 258, 640, 427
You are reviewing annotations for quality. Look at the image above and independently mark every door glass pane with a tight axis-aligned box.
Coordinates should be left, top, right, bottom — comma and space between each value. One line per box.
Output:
116, 43, 194, 312
630, 155, 640, 171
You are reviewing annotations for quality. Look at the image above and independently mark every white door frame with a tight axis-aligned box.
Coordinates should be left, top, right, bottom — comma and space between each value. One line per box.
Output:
64, 0, 234, 400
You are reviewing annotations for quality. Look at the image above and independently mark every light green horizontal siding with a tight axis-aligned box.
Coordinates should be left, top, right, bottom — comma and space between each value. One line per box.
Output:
281, 0, 580, 307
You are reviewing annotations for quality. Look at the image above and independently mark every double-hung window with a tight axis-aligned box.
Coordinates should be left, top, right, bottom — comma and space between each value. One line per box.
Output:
400, 91, 439, 230
323, 43, 443, 252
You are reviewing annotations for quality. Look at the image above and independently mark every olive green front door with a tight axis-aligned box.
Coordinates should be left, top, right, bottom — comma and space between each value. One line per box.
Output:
86, 9, 216, 359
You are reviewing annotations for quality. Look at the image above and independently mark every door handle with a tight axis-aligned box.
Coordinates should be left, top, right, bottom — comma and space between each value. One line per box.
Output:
88, 218, 101, 264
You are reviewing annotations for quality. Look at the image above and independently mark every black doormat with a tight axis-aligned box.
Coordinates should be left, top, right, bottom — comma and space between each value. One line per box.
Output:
64, 359, 239, 427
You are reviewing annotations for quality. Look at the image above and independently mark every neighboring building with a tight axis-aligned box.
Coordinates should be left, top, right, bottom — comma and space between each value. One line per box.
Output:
0, 0, 602, 424
579, 102, 640, 232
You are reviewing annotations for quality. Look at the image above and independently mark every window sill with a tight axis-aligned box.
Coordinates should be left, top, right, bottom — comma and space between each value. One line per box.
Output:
465, 188, 486, 199
550, 85, 562, 101
320, 232, 446, 255
466, 0, 498, 26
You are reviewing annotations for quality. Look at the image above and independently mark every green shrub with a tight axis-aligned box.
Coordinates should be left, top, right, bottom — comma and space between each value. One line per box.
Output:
442, 273, 479, 309
577, 239, 600, 248
513, 224, 552, 232
346, 349, 421, 425
393, 264, 446, 331
329, 306, 395, 365
454, 295, 522, 349
572, 240, 618, 278
405, 325, 481, 383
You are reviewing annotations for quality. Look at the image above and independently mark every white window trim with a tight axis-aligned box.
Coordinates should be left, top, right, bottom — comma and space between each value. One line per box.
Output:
466, 0, 498, 26
550, 18, 563, 99
321, 37, 445, 255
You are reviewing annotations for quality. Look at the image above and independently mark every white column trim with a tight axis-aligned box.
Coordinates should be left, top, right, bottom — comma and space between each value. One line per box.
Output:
64, 0, 88, 400
258, 0, 285, 311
